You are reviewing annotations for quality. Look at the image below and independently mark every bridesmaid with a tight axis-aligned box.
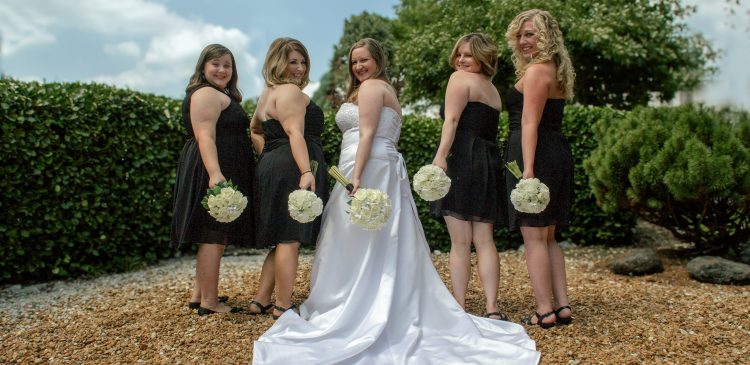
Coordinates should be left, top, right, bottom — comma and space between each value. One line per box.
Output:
171, 44, 255, 315
248, 38, 328, 319
504, 9, 576, 328
430, 33, 507, 320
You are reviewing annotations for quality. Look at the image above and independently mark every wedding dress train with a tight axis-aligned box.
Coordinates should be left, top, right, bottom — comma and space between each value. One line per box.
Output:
252, 103, 540, 365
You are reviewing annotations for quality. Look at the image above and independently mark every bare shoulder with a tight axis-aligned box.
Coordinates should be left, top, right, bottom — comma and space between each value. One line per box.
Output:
274, 83, 305, 103
192, 86, 223, 101
359, 78, 389, 92
191, 86, 228, 109
525, 62, 556, 80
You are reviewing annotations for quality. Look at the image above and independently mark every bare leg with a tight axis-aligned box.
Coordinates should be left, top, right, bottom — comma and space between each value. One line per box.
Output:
190, 275, 200, 303
273, 242, 301, 316
472, 221, 500, 315
197, 243, 233, 312
547, 226, 571, 318
520, 226, 556, 325
249, 249, 276, 314
445, 216, 472, 309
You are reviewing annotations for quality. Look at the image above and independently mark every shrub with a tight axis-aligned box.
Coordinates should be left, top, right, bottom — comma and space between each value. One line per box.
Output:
1, 78, 638, 283
584, 104, 750, 254
321, 104, 636, 251
0, 79, 181, 283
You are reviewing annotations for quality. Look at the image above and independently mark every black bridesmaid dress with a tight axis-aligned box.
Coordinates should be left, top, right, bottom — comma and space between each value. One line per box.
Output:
503, 86, 573, 230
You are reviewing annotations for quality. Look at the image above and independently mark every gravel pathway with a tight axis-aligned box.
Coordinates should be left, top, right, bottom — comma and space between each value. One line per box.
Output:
1, 246, 748, 364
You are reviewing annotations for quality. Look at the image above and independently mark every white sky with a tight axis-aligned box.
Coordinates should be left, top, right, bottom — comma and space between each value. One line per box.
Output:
0, 0, 747, 110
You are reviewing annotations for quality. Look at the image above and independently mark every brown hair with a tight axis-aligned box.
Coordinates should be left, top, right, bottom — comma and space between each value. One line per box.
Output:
448, 33, 498, 78
185, 44, 242, 102
345, 38, 391, 102
261, 37, 310, 89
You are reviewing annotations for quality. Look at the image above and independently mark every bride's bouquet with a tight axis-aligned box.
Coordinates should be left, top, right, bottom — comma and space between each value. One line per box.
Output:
506, 161, 550, 214
412, 164, 451, 201
201, 180, 248, 223
329, 166, 392, 230
288, 161, 324, 223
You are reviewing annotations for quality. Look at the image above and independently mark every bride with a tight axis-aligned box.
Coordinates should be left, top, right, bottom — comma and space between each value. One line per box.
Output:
252, 38, 540, 365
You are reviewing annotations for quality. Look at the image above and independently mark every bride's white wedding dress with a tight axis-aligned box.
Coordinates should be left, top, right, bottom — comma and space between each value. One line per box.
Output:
252, 103, 540, 365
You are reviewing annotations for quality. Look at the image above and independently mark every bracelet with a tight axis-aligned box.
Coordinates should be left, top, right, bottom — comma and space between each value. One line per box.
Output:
301, 170, 312, 176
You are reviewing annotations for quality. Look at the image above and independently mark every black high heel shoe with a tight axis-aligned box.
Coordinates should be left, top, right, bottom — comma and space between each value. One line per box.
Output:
197, 305, 244, 316
272, 304, 299, 320
188, 295, 229, 310
521, 310, 556, 329
554, 305, 573, 325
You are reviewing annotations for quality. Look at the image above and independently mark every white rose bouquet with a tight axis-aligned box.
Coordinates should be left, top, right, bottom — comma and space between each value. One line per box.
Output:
412, 164, 451, 201
288, 190, 324, 223
201, 180, 248, 223
328, 166, 392, 230
506, 161, 550, 214
288, 161, 324, 223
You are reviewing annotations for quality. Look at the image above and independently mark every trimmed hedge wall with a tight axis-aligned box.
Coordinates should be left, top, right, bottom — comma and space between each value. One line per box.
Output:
321, 104, 636, 250
1, 79, 635, 283
1, 79, 181, 282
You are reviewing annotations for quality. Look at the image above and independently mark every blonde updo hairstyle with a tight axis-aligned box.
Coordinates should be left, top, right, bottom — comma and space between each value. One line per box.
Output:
505, 9, 575, 99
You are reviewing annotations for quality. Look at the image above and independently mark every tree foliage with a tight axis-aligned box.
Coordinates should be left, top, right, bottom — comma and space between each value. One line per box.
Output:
312, 12, 399, 110
584, 104, 750, 254
393, 0, 716, 109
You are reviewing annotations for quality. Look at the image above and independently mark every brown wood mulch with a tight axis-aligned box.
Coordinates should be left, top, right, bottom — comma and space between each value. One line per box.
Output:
2, 229, 749, 364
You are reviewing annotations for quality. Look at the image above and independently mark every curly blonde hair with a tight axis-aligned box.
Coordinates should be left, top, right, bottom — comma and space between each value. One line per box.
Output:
505, 9, 575, 99
448, 33, 498, 78
262, 37, 310, 89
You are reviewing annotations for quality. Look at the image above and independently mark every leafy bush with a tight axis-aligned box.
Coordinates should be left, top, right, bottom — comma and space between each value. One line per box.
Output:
561, 106, 637, 246
1, 79, 637, 283
585, 104, 750, 254
0, 79, 181, 283
321, 105, 635, 251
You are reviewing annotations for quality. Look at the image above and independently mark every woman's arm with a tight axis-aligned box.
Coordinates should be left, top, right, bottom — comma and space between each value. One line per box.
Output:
520, 64, 553, 179
432, 71, 470, 171
276, 84, 315, 191
350, 80, 384, 194
249, 93, 266, 155
190, 87, 227, 187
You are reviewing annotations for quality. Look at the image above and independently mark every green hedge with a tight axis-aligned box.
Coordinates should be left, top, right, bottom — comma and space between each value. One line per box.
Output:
0, 79, 181, 283
321, 104, 636, 251
1, 79, 635, 283
585, 104, 750, 254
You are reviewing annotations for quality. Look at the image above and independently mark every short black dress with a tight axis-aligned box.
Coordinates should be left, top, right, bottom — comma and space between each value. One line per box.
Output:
171, 86, 256, 249
503, 87, 573, 230
255, 102, 328, 248
430, 102, 505, 224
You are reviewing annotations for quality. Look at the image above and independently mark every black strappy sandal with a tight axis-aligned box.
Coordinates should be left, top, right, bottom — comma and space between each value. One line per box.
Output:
188, 295, 229, 310
248, 300, 274, 315
521, 310, 556, 329
272, 304, 299, 320
554, 305, 573, 325
483, 311, 510, 321
197, 305, 244, 316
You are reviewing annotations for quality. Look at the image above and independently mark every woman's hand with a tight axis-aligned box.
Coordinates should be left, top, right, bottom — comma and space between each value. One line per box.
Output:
349, 177, 361, 196
522, 169, 534, 179
299, 171, 315, 191
432, 156, 448, 172
209, 173, 226, 188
